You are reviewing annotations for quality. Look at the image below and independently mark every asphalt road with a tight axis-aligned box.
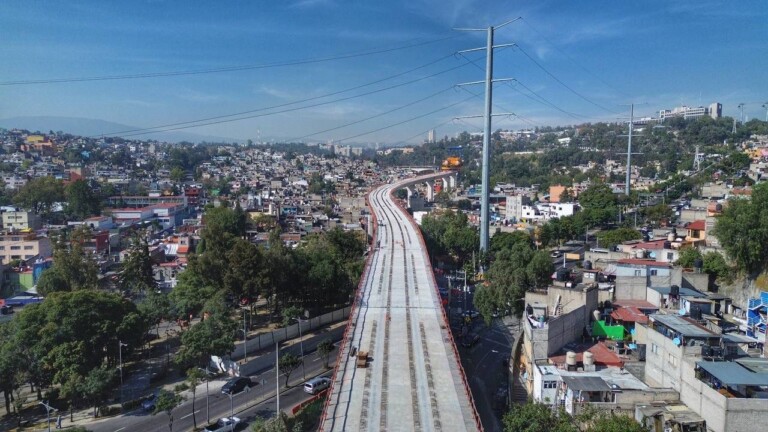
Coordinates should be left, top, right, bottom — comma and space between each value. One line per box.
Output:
87, 327, 345, 432
458, 318, 514, 432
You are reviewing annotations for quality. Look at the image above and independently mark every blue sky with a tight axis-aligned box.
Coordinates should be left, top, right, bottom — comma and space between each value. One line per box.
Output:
1, 0, 767, 144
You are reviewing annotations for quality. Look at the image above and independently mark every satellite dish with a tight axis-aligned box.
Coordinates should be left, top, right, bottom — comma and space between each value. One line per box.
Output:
678, 308, 687, 316
673, 338, 681, 346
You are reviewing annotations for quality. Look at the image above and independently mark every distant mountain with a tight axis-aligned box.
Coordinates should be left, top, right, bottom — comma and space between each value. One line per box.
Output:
0, 116, 243, 144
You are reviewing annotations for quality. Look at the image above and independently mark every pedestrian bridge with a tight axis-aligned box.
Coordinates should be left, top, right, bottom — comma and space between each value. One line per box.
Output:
319, 173, 481, 432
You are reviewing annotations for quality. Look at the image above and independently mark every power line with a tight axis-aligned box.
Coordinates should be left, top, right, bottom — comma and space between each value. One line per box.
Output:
515, 45, 621, 114
335, 95, 475, 143
0, 35, 458, 86
102, 56, 472, 138
292, 86, 455, 142
520, 18, 631, 98
457, 51, 593, 122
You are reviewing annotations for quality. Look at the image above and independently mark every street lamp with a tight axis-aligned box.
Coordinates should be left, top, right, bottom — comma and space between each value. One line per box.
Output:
39, 400, 56, 432
243, 308, 248, 362
118, 340, 128, 406
294, 317, 306, 380
198, 367, 210, 424
275, 340, 280, 417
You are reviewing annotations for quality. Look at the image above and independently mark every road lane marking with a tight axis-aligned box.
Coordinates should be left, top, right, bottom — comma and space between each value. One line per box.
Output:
114, 428, 126, 432
180, 409, 199, 420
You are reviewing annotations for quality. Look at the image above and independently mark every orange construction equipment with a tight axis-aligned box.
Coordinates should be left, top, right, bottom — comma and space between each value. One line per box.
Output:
440, 156, 462, 171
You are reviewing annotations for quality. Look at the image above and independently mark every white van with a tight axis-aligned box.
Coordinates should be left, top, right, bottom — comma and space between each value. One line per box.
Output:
303, 376, 331, 394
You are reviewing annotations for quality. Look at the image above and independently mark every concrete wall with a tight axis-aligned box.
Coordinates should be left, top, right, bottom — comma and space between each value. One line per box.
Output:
682, 271, 711, 292
545, 306, 585, 356
679, 358, 728, 432
644, 327, 689, 391
616, 276, 648, 300
679, 358, 768, 432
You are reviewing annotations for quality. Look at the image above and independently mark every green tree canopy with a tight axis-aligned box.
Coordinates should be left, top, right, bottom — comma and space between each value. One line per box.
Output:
502, 402, 578, 432
711, 182, 768, 275
12, 176, 65, 217
64, 179, 101, 219
596, 228, 642, 249
119, 234, 156, 295
36, 237, 100, 296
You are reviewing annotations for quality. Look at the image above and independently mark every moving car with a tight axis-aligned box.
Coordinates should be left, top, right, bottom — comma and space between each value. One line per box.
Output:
203, 416, 241, 432
303, 376, 332, 394
142, 391, 159, 412
221, 377, 252, 395
550, 250, 562, 258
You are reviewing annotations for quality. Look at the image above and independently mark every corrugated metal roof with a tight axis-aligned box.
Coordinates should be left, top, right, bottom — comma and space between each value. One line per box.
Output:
561, 376, 612, 391
696, 361, 768, 386
650, 314, 716, 338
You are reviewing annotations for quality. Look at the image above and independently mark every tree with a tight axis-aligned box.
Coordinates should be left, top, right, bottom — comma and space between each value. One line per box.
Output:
316, 339, 334, 369
503, 402, 578, 432
702, 251, 731, 284
675, 246, 702, 268
119, 234, 156, 295
186, 368, 205, 430
596, 228, 642, 249
711, 182, 768, 275
175, 313, 236, 369
223, 239, 268, 307
527, 251, 555, 290
139, 291, 172, 337
153, 389, 184, 432
37, 237, 99, 295
587, 414, 646, 432
64, 180, 101, 219
81, 366, 116, 417
12, 176, 64, 218
169, 167, 186, 183
278, 352, 302, 388
578, 183, 618, 226
491, 231, 533, 253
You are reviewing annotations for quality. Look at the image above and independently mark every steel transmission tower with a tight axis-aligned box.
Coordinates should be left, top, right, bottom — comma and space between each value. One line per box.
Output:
455, 17, 520, 253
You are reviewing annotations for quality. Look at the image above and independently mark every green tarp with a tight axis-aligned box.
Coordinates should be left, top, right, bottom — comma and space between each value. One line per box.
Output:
592, 320, 625, 340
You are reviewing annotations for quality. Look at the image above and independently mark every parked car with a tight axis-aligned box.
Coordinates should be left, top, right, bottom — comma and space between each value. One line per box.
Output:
462, 310, 480, 321
303, 376, 332, 395
221, 377, 252, 395
550, 250, 562, 258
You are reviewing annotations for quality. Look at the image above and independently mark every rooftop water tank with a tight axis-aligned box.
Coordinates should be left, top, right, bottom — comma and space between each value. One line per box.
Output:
635, 249, 645, 259
667, 233, 675, 242
566, 351, 577, 366
593, 310, 601, 322
584, 260, 593, 270
583, 351, 595, 366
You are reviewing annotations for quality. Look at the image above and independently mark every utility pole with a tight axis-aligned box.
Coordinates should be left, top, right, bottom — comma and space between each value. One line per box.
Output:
243, 309, 248, 362
455, 17, 520, 254
625, 103, 634, 196
118, 340, 128, 406
275, 340, 280, 417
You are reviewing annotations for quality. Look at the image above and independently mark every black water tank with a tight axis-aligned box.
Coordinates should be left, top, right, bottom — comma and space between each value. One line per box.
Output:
557, 268, 569, 282
694, 258, 703, 269
583, 260, 593, 270
526, 304, 534, 316
691, 305, 703, 320
670, 285, 680, 296
663, 241, 672, 249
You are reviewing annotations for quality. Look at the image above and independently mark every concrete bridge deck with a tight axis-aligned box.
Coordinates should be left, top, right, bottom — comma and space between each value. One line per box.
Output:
319, 174, 481, 432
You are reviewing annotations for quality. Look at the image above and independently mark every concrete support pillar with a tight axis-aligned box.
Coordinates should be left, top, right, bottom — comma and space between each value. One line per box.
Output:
425, 181, 434, 202
448, 174, 457, 189
405, 186, 414, 208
